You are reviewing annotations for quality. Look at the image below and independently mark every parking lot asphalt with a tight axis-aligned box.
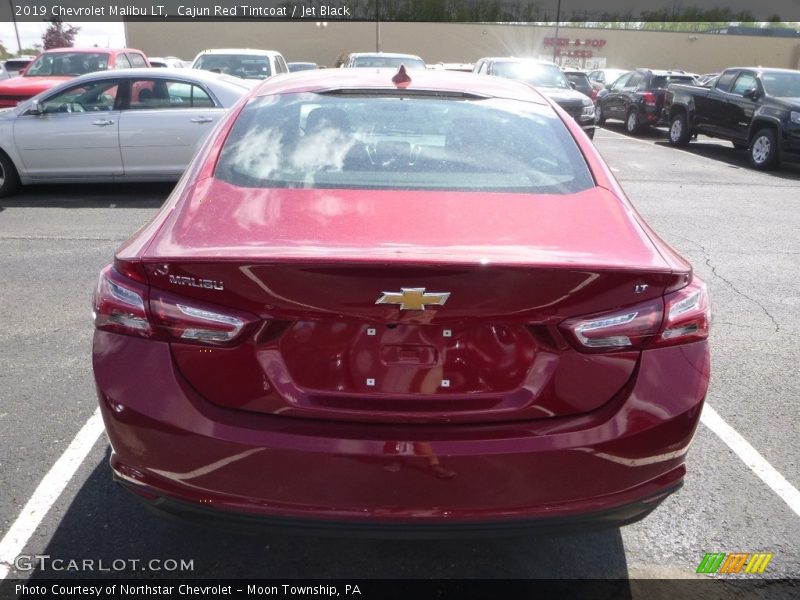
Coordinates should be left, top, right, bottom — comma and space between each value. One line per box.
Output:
0, 126, 798, 585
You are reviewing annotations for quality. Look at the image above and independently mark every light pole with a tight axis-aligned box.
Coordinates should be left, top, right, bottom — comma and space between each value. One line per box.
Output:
552, 0, 562, 63
375, 0, 381, 52
9, 0, 23, 54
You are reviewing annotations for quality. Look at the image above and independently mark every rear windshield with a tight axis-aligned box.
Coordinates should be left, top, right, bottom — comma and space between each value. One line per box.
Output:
215, 93, 594, 194
351, 56, 426, 70
492, 62, 571, 89
25, 52, 110, 76
193, 54, 272, 79
651, 75, 695, 88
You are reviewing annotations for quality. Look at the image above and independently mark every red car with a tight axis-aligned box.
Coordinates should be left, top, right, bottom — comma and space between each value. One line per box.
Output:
92, 67, 710, 534
0, 47, 149, 108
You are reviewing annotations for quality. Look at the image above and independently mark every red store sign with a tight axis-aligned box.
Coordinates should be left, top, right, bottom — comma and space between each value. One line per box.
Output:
543, 38, 607, 58
544, 37, 608, 47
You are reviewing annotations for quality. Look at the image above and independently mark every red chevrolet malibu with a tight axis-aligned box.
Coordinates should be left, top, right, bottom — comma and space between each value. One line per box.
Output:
92, 67, 710, 533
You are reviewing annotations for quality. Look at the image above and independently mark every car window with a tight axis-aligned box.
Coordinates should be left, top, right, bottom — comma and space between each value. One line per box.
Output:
715, 71, 738, 93
651, 75, 695, 88
26, 52, 111, 76
761, 71, 800, 97
128, 78, 216, 109
730, 72, 758, 96
276, 55, 288, 74
38, 80, 120, 114
351, 56, 426, 69
193, 54, 273, 79
215, 93, 594, 195
127, 53, 148, 68
114, 54, 132, 70
610, 73, 631, 91
627, 73, 644, 89
565, 73, 591, 88
5, 60, 31, 72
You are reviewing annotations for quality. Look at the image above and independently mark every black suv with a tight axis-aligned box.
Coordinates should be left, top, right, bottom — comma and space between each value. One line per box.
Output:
596, 69, 696, 134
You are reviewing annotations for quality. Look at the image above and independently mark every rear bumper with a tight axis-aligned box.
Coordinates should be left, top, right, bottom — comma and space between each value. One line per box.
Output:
93, 332, 709, 530
120, 475, 681, 537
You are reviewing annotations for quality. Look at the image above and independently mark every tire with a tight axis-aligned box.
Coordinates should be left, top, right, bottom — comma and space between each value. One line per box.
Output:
668, 112, 691, 147
595, 103, 606, 125
732, 142, 748, 150
0, 152, 21, 198
625, 109, 641, 134
748, 128, 779, 171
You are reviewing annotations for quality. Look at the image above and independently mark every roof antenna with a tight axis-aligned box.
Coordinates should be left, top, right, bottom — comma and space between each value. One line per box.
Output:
392, 64, 412, 87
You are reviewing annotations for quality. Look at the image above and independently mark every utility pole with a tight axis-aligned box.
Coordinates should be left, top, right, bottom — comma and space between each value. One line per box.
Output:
375, 0, 382, 52
9, 0, 23, 54
552, 0, 561, 62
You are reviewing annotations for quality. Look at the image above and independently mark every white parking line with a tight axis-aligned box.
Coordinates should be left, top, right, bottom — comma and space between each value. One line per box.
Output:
701, 404, 800, 517
0, 409, 104, 581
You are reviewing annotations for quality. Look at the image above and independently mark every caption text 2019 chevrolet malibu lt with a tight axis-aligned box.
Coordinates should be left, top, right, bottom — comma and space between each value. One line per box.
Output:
92, 67, 710, 535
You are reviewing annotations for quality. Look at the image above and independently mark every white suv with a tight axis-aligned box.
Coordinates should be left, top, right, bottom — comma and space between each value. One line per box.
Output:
191, 48, 288, 80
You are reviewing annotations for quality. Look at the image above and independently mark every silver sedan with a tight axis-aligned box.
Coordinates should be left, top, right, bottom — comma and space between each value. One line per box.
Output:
0, 68, 255, 197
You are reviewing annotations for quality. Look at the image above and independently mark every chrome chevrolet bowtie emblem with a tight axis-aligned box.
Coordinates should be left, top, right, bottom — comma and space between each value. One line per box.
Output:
375, 288, 450, 311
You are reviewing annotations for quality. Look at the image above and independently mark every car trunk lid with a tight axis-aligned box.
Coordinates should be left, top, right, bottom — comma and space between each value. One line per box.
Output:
140, 180, 680, 423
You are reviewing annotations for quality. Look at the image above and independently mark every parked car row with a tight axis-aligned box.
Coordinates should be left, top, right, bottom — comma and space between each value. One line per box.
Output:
4, 46, 792, 200
586, 64, 800, 170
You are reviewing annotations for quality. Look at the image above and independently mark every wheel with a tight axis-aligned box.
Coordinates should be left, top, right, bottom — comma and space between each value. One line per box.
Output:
586, 128, 595, 140
595, 103, 606, 125
625, 109, 641, 134
0, 152, 21, 198
732, 142, 748, 150
668, 112, 691, 147
748, 128, 779, 170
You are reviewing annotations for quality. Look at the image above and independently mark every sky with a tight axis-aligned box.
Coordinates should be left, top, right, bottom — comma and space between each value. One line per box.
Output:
0, 21, 126, 54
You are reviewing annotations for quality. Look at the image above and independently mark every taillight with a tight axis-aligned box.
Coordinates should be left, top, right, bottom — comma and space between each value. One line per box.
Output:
560, 297, 663, 353
150, 289, 258, 347
93, 265, 153, 338
653, 278, 710, 347
560, 278, 710, 353
591, 89, 598, 101
642, 91, 656, 106
93, 263, 258, 346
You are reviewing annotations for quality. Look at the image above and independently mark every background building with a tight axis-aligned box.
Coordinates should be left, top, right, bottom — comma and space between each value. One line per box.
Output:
125, 21, 800, 72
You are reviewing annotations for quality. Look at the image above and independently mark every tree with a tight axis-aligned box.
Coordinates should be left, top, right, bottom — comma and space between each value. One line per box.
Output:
41, 18, 80, 50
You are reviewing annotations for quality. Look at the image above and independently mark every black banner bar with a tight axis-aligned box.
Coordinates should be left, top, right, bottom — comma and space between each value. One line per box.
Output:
2, 1, 800, 22
2, 579, 800, 600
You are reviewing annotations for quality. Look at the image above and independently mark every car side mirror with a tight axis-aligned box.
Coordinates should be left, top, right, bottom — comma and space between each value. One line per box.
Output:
569, 81, 576, 89
743, 88, 759, 100
28, 99, 42, 115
